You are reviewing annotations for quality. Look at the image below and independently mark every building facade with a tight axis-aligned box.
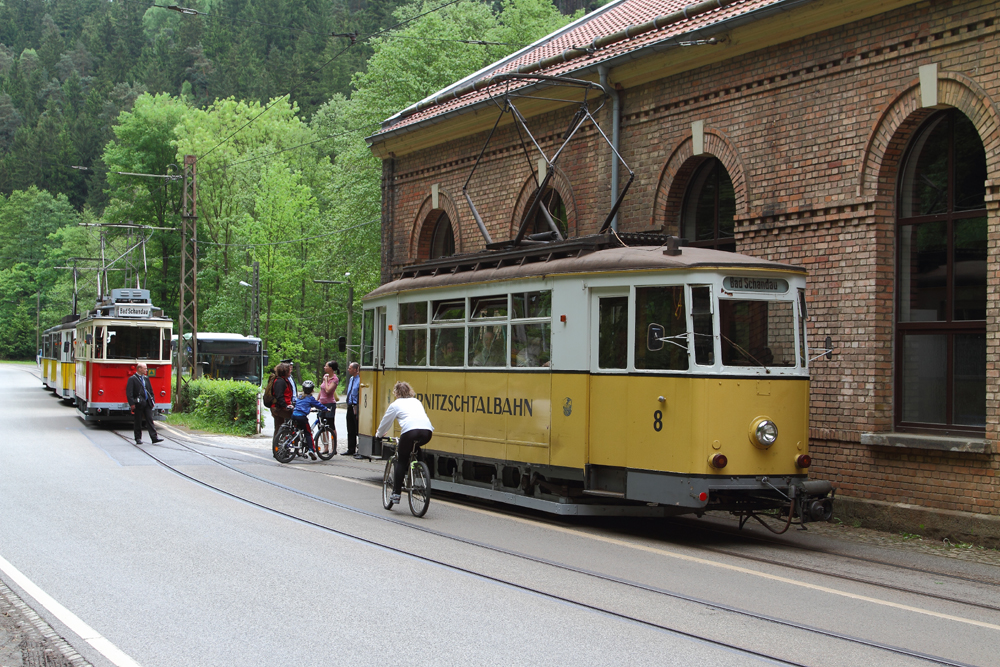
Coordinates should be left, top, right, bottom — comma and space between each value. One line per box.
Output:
368, 0, 1000, 527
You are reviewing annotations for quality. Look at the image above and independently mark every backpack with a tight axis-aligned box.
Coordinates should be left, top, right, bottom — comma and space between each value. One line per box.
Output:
262, 373, 277, 408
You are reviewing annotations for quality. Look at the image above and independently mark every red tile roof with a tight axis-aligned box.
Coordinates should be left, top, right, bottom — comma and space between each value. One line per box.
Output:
376, 0, 784, 136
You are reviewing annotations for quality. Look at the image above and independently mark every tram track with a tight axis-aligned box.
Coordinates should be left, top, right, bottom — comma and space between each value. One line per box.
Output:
659, 516, 1000, 589
113, 428, 984, 667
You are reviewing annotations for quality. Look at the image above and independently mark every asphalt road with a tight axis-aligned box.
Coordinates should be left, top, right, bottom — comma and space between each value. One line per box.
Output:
2, 362, 999, 667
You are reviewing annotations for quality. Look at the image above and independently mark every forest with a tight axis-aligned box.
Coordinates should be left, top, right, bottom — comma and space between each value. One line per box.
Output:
0, 0, 602, 377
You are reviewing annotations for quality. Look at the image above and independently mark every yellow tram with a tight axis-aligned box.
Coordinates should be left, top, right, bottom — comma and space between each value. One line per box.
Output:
356, 236, 833, 519
40, 315, 79, 401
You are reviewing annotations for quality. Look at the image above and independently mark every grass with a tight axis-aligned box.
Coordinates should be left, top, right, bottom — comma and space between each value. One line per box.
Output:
1, 359, 39, 365
166, 411, 258, 437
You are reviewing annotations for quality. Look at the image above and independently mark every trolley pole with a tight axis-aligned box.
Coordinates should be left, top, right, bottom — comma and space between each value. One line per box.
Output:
251, 261, 260, 339
177, 154, 199, 402
313, 277, 353, 366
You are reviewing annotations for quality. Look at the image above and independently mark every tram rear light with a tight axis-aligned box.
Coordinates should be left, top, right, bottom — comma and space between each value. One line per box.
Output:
698, 492, 708, 502
160, 390, 166, 397
708, 453, 728, 469
98, 389, 104, 395
795, 454, 812, 469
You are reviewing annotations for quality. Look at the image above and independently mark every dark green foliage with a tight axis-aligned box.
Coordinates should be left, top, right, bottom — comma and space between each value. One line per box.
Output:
175, 377, 260, 435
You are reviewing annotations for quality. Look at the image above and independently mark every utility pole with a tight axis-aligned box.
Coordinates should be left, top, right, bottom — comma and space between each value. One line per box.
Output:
251, 261, 260, 339
313, 276, 353, 366
177, 154, 199, 400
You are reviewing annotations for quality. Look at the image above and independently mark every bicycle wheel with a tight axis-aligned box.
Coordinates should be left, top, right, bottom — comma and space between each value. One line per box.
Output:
317, 426, 335, 460
273, 423, 294, 463
382, 457, 395, 510
408, 461, 431, 517
274, 436, 295, 464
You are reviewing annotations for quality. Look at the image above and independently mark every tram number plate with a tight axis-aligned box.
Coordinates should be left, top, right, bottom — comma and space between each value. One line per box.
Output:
117, 305, 151, 317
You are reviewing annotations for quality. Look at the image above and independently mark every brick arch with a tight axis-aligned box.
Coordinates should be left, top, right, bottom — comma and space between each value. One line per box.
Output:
409, 190, 462, 261
651, 129, 751, 234
509, 166, 577, 239
859, 71, 1000, 202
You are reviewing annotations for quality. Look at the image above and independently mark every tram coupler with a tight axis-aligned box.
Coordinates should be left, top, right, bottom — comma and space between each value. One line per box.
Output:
792, 480, 834, 523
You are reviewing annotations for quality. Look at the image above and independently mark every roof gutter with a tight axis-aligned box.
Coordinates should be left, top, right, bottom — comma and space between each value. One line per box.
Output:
370, 0, 816, 145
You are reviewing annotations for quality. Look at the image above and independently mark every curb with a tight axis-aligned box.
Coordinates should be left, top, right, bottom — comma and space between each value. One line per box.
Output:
834, 496, 1000, 549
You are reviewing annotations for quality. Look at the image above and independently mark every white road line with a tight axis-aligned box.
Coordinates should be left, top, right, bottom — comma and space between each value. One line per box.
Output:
0, 554, 142, 667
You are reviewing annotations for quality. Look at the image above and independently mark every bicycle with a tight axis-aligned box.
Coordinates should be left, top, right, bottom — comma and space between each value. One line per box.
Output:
381, 436, 431, 517
312, 411, 337, 460
274, 409, 335, 463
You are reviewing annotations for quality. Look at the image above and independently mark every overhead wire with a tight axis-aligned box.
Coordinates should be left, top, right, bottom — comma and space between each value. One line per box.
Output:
179, 0, 468, 160
196, 219, 379, 248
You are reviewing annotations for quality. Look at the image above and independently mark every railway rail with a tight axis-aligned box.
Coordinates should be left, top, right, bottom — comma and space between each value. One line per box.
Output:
111, 427, 987, 667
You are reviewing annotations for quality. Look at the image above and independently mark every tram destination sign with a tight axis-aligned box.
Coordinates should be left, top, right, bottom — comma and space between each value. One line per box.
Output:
723, 277, 789, 293
116, 304, 152, 318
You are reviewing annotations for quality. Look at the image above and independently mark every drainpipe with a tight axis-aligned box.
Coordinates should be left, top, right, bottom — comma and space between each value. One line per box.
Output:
598, 65, 620, 232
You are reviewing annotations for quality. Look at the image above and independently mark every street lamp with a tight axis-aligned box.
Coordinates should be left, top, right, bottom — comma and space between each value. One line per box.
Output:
313, 273, 353, 366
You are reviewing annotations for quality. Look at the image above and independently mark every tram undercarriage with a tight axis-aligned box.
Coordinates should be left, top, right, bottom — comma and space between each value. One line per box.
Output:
407, 448, 834, 523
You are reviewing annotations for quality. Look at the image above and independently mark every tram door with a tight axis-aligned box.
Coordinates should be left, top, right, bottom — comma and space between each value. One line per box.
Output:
588, 289, 630, 468
358, 306, 387, 437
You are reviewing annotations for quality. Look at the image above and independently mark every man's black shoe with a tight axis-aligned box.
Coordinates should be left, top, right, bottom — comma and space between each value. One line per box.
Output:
353, 454, 364, 460
151, 438, 164, 444
135, 440, 142, 445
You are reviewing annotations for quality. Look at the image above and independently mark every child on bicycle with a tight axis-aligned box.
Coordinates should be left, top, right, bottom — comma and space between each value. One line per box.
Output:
376, 381, 434, 503
292, 380, 329, 460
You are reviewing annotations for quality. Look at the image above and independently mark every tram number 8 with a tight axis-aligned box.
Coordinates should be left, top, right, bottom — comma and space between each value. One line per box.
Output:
653, 410, 663, 432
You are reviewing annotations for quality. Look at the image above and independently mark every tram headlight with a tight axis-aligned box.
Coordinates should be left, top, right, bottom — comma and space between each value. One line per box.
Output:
749, 417, 778, 448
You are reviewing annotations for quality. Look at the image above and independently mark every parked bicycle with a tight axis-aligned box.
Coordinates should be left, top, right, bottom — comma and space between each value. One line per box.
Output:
274, 409, 335, 463
381, 436, 431, 517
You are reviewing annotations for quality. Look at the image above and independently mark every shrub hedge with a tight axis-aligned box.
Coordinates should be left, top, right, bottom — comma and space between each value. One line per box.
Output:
174, 378, 259, 435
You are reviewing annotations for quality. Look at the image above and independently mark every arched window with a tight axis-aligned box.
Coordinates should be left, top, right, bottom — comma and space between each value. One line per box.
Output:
896, 109, 987, 432
523, 188, 568, 238
429, 213, 455, 259
680, 158, 735, 252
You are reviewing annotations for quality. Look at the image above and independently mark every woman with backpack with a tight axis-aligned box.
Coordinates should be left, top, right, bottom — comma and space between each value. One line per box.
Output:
269, 362, 295, 456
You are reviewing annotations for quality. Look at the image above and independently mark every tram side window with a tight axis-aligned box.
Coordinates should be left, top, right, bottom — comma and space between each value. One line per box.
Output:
361, 309, 375, 367
511, 323, 550, 367
598, 296, 628, 370
719, 300, 796, 367
94, 328, 105, 359
635, 287, 689, 371
691, 286, 715, 365
798, 289, 807, 368
399, 301, 428, 367
469, 295, 508, 368
161, 330, 171, 362
512, 291, 551, 319
430, 327, 464, 366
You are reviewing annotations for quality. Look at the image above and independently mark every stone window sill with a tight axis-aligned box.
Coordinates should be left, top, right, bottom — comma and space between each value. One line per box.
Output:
861, 432, 991, 454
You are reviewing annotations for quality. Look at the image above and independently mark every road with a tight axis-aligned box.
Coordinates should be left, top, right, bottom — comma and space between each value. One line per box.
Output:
1, 362, 998, 667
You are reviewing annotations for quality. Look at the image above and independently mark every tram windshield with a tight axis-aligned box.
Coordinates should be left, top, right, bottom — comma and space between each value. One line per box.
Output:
104, 326, 162, 360
719, 300, 796, 367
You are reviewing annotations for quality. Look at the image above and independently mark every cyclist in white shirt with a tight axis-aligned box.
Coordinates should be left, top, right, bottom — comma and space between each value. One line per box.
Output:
376, 381, 434, 504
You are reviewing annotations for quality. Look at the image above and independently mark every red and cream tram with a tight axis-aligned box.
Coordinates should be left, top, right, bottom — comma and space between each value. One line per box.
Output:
73, 288, 173, 422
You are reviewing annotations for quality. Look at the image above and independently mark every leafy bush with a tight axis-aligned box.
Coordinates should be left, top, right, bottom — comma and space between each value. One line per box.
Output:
173, 378, 260, 435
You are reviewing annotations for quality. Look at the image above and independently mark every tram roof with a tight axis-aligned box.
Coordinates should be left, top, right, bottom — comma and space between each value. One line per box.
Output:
367, 237, 805, 299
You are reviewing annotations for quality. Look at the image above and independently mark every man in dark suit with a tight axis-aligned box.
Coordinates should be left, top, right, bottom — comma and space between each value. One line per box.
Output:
127, 363, 163, 445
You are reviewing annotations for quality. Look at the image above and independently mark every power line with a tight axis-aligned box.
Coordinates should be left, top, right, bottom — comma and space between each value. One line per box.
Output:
196, 219, 378, 248
190, 0, 466, 160
197, 125, 379, 177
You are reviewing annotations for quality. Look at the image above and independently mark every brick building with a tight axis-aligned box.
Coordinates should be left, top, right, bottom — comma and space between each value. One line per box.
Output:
367, 0, 1000, 535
